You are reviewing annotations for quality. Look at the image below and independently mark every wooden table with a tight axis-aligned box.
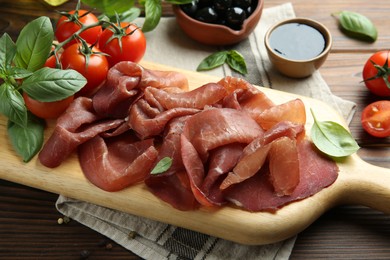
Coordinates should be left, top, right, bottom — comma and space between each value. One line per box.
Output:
1, 0, 389, 259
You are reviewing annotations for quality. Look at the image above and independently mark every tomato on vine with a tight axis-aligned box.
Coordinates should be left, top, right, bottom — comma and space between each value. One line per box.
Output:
60, 42, 109, 96
55, 9, 102, 48
23, 92, 74, 119
362, 50, 390, 97
98, 22, 146, 67
361, 100, 390, 138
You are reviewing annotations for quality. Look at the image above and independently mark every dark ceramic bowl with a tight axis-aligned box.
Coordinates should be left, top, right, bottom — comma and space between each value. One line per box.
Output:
173, 1, 264, 46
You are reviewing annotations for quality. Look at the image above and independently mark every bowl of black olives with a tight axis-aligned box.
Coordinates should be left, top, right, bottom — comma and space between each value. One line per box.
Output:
173, 0, 263, 45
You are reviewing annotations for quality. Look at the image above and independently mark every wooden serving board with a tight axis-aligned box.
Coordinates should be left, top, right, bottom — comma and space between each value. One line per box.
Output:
1, 61, 390, 245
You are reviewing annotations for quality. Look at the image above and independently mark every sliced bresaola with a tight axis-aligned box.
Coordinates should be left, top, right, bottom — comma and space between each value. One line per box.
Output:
220, 121, 305, 190
256, 98, 306, 130
145, 116, 199, 211
182, 107, 264, 160
143, 82, 227, 110
93, 61, 189, 118
38, 97, 125, 168
224, 139, 339, 212
128, 98, 200, 139
78, 133, 158, 192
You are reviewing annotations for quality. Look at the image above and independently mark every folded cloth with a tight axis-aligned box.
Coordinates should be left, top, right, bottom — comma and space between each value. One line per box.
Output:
56, 3, 356, 259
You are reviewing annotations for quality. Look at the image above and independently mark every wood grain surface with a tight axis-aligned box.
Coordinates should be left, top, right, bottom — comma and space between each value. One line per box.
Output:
0, 0, 389, 259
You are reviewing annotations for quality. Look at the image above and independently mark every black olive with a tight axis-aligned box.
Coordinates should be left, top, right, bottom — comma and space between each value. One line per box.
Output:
181, 1, 198, 17
195, 7, 219, 24
226, 7, 247, 30
214, 0, 232, 14
197, 0, 210, 8
233, 0, 252, 9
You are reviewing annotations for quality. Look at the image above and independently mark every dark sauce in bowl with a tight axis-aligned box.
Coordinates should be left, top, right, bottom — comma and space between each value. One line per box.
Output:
268, 23, 326, 60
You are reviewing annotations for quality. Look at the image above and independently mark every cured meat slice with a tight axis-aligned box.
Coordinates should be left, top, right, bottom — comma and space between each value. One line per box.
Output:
78, 133, 158, 192
38, 97, 124, 168
93, 61, 189, 118
256, 98, 306, 130
93, 62, 142, 118
144, 82, 227, 110
263, 121, 305, 145
181, 134, 213, 207
145, 116, 199, 211
182, 108, 263, 160
217, 76, 251, 94
268, 137, 300, 196
128, 99, 199, 139
223, 87, 275, 117
224, 139, 338, 212
220, 143, 270, 190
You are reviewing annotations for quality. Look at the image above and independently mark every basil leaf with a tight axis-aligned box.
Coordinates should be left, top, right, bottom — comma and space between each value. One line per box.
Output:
151, 157, 173, 175
0, 82, 28, 126
226, 50, 248, 75
106, 7, 141, 23
165, 0, 193, 4
14, 16, 54, 72
197, 51, 228, 71
8, 67, 33, 79
0, 33, 16, 70
142, 0, 162, 32
337, 11, 378, 42
310, 109, 359, 157
7, 112, 45, 162
21, 68, 86, 102
82, 0, 135, 16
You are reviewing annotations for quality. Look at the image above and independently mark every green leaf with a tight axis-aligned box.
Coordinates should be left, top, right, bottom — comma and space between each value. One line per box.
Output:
0, 82, 28, 126
165, 0, 193, 4
21, 68, 86, 102
337, 11, 378, 42
310, 109, 359, 157
197, 51, 228, 71
151, 157, 173, 175
14, 16, 54, 72
7, 112, 45, 162
142, 0, 162, 32
82, 0, 135, 16
0, 33, 16, 70
226, 50, 248, 75
8, 67, 33, 79
106, 7, 141, 23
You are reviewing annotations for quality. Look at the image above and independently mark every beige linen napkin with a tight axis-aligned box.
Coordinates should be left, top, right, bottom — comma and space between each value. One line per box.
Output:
56, 3, 356, 259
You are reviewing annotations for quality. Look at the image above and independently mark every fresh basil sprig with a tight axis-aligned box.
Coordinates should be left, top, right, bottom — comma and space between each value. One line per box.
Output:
0, 16, 86, 162
197, 50, 248, 75
334, 11, 378, 42
310, 109, 360, 158
151, 157, 173, 175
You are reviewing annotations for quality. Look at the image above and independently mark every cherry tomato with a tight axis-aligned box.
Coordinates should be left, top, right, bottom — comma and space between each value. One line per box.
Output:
60, 43, 109, 96
98, 22, 146, 67
23, 92, 74, 119
362, 50, 390, 97
361, 100, 390, 138
44, 54, 58, 68
55, 9, 102, 48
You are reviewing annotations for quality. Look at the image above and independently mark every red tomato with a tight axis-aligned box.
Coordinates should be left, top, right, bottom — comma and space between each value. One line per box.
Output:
98, 22, 146, 67
361, 100, 390, 138
44, 54, 58, 68
55, 9, 102, 48
60, 43, 109, 96
23, 92, 74, 119
362, 50, 390, 97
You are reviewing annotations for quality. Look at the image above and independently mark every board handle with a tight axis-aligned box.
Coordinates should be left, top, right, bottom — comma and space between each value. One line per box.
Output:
339, 154, 390, 214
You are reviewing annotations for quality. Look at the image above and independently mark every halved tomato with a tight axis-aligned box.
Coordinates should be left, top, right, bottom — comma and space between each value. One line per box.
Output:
361, 100, 390, 138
